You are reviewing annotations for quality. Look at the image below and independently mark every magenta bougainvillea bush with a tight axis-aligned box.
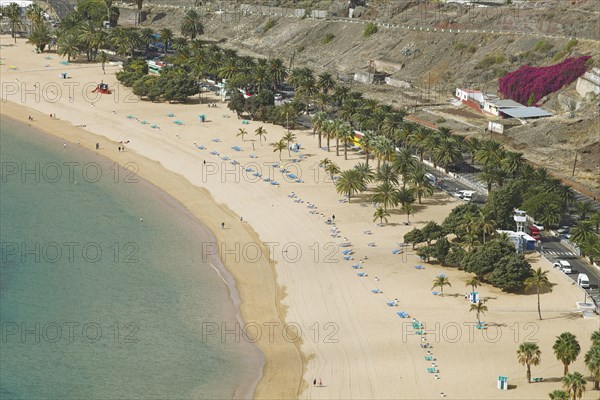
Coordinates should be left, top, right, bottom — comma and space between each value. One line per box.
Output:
498, 56, 591, 105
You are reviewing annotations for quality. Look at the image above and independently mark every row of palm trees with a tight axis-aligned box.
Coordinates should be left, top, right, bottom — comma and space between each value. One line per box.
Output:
518, 330, 600, 399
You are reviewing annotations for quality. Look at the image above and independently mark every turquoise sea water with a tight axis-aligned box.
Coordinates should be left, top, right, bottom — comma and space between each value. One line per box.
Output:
0, 116, 262, 399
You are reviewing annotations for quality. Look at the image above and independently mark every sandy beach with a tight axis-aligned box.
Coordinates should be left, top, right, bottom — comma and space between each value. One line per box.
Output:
1, 36, 598, 399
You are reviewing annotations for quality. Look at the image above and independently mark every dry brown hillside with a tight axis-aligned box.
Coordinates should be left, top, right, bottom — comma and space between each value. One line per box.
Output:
122, 0, 600, 192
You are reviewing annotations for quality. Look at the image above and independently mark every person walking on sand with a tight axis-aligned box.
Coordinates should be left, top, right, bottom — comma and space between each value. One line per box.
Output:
313, 379, 316, 386
332, 214, 335, 222
318, 379, 322, 386
221, 222, 225, 229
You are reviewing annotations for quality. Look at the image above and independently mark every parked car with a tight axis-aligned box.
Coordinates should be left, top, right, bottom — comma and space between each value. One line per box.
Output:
553, 260, 572, 274
532, 221, 545, 231
274, 93, 283, 101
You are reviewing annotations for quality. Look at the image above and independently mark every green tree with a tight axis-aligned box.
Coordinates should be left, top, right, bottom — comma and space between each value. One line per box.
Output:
57, 33, 80, 62
336, 169, 366, 202
592, 330, 600, 347
283, 131, 296, 156
469, 300, 488, 325
524, 268, 553, 320
5, 2, 22, 43
237, 128, 248, 142
408, 164, 433, 204
353, 162, 375, 184
27, 23, 52, 52
159, 28, 173, 54
271, 139, 286, 161
487, 254, 532, 292
372, 182, 399, 211
517, 342, 541, 383
25, 3, 45, 25
584, 344, 600, 390
553, 333, 581, 376
324, 162, 341, 182
562, 372, 586, 400
404, 228, 424, 249
433, 237, 451, 265
421, 221, 444, 245
575, 201, 594, 220
401, 202, 415, 224
312, 111, 328, 149
181, 9, 203, 39
571, 221, 595, 247
431, 276, 451, 297
254, 126, 267, 145
548, 390, 569, 400
373, 207, 390, 225
466, 276, 480, 294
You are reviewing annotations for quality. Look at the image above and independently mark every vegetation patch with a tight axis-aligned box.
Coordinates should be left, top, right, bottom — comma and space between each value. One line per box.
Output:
322, 33, 335, 45
476, 53, 505, 69
363, 22, 378, 38
263, 19, 276, 32
499, 56, 591, 105
533, 40, 554, 53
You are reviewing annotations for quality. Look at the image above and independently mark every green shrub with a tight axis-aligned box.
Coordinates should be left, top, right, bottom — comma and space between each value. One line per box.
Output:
363, 22, 378, 37
297, 45, 305, 53
454, 42, 466, 50
467, 45, 477, 54
264, 19, 276, 32
565, 39, 578, 51
534, 40, 554, 53
322, 33, 335, 45
477, 54, 505, 69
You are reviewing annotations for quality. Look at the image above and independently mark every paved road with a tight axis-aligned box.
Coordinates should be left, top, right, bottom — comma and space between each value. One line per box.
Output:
542, 234, 600, 306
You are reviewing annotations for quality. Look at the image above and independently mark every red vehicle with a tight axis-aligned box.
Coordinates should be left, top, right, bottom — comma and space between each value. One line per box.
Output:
527, 226, 541, 240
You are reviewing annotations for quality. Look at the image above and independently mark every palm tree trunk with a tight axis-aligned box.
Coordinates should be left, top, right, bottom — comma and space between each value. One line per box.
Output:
365, 150, 370, 168
318, 132, 322, 148
564, 363, 568, 376
344, 142, 347, 160
526, 365, 531, 383
537, 287, 542, 320
336, 136, 339, 156
327, 135, 330, 152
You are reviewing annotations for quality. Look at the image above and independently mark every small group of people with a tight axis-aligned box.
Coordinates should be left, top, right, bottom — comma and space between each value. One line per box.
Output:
118, 146, 125, 152
325, 215, 336, 225
49, 113, 56, 118
27, 115, 33, 121
312, 378, 323, 387
208, 103, 217, 108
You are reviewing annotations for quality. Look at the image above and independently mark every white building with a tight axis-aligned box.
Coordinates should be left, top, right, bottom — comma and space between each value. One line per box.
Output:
482, 98, 524, 116
455, 88, 484, 104
0, 1, 33, 15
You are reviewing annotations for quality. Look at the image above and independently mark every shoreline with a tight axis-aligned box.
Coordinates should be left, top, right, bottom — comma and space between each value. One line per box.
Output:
0, 101, 305, 399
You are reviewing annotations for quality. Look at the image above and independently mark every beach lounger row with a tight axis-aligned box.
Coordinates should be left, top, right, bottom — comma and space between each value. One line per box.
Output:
341, 249, 352, 255
357, 272, 366, 277
352, 265, 362, 269
249, 154, 257, 158
371, 289, 381, 293
392, 249, 403, 254
427, 368, 438, 374
212, 138, 221, 142
231, 146, 242, 151
397, 312, 410, 318
415, 265, 424, 269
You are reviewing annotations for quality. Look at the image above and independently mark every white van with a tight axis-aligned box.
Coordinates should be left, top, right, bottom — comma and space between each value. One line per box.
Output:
462, 191, 475, 202
553, 260, 572, 274
577, 273, 590, 289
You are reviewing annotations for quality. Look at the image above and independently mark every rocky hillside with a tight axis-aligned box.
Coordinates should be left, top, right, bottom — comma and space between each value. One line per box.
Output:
122, 0, 600, 192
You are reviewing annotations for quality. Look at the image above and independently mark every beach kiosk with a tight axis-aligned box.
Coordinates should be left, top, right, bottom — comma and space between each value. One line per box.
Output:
469, 292, 479, 304
497, 376, 508, 390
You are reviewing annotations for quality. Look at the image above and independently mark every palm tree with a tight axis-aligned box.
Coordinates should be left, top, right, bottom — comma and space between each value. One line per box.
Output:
27, 22, 52, 53
283, 131, 296, 156
25, 3, 45, 25
312, 111, 328, 149
592, 330, 600, 347
358, 130, 376, 168
338, 123, 354, 160
332, 84, 350, 107
431, 276, 451, 297
181, 9, 204, 39
524, 268, 553, 320
271, 139, 286, 161
562, 372, 586, 400
353, 162, 375, 184
268, 58, 287, 88
317, 72, 336, 93
373, 207, 390, 225
571, 221, 595, 247
5, 2, 22, 43
575, 201, 594, 220
476, 139, 504, 167
469, 300, 488, 325
375, 162, 399, 186
372, 182, 399, 211
159, 28, 173, 54
548, 390, 569, 400
172, 36, 189, 53
553, 332, 581, 376
538, 202, 563, 229
461, 231, 481, 254
140, 27, 155, 54
237, 128, 248, 142
466, 276, 480, 294
57, 33, 80, 62
408, 126, 430, 162
517, 342, 541, 383
401, 202, 415, 224
584, 344, 600, 390
502, 151, 526, 178
254, 126, 267, 145
434, 137, 462, 173
103, 0, 113, 24
331, 118, 344, 157
408, 165, 433, 204
336, 169, 366, 202
279, 102, 297, 133
324, 163, 341, 183
393, 148, 416, 187
463, 136, 480, 172
477, 209, 496, 244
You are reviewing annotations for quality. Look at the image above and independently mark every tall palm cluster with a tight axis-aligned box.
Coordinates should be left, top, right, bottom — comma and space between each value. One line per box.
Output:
517, 330, 600, 400
569, 204, 600, 265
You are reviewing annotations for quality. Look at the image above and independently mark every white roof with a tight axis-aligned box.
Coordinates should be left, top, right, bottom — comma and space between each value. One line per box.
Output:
0, 1, 33, 7
501, 107, 553, 119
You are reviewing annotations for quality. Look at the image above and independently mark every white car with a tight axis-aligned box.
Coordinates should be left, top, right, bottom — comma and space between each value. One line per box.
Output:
274, 93, 283, 101
532, 221, 544, 231
553, 260, 572, 274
